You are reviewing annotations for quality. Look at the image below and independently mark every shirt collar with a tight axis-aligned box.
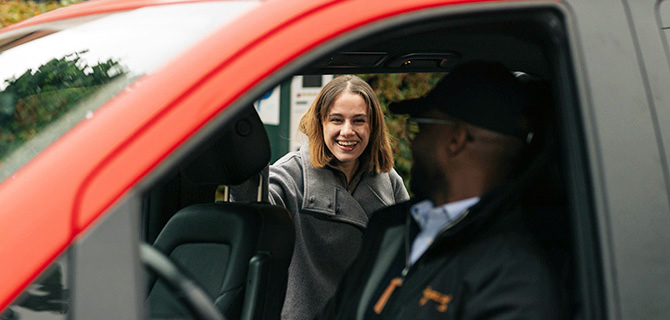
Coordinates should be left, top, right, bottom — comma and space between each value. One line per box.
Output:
410, 197, 480, 230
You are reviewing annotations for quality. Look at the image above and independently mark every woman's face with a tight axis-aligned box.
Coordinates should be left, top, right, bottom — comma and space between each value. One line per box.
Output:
322, 91, 370, 167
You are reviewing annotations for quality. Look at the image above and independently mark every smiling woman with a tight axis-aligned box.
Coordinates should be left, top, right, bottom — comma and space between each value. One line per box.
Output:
267, 75, 409, 320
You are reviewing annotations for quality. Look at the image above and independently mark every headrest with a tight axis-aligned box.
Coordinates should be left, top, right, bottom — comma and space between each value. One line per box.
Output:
180, 106, 270, 186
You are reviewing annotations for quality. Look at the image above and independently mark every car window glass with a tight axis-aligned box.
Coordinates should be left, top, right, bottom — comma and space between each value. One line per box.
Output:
0, 1, 259, 182
0, 255, 68, 320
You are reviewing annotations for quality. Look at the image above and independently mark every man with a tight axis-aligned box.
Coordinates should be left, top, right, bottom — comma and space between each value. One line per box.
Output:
317, 61, 566, 319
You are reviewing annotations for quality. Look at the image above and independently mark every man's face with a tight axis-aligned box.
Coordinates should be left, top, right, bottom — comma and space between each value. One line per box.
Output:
409, 110, 453, 201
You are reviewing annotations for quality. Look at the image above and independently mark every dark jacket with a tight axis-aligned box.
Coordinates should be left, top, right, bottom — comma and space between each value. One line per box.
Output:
270, 147, 409, 320
319, 183, 567, 320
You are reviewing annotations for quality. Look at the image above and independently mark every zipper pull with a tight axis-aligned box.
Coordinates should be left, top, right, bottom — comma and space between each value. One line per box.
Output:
373, 277, 403, 314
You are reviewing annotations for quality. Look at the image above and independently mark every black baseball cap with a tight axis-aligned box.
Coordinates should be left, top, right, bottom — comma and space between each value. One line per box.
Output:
389, 61, 529, 139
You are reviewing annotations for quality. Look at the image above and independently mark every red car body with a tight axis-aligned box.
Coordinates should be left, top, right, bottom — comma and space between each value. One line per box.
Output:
1, 0, 462, 309
2, 0, 670, 319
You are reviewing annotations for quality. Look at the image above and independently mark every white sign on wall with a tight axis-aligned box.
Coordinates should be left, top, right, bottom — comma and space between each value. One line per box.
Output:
254, 85, 281, 125
290, 75, 334, 152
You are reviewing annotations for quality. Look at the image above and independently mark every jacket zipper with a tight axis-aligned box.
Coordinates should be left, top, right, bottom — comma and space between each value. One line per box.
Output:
401, 208, 471, 280
389, 208, 472, 318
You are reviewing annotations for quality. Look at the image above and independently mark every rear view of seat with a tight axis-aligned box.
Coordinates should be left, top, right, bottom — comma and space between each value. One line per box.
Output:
147, 106, 294, 320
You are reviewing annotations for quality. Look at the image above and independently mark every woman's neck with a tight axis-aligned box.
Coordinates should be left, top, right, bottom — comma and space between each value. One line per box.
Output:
336, 159, 359, 183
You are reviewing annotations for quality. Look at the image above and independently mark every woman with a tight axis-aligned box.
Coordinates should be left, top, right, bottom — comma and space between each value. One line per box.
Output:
270, 75, 409, 320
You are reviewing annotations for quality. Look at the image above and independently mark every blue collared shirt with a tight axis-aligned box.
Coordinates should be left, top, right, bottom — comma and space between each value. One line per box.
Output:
408, 197, 480, 266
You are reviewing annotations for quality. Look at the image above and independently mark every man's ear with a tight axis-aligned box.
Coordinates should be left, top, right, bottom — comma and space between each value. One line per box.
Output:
446, 124, 469, 156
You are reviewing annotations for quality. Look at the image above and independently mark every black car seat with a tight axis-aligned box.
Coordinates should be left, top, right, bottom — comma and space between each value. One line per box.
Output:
146, 105, 294, 320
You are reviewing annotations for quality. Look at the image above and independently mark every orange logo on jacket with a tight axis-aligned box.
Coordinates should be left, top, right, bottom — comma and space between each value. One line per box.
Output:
419, 286, 452, 312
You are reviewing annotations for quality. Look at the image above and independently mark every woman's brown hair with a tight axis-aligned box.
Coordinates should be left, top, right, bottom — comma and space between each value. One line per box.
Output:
298, 75, 394, 173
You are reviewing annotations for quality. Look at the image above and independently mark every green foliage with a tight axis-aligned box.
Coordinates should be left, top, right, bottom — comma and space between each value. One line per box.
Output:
0, 0, 79, 29
358, 73, 445, 193
0, 52, 125, 160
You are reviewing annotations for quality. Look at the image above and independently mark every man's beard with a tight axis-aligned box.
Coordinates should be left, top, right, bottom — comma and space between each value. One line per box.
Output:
410, 160, 447, 202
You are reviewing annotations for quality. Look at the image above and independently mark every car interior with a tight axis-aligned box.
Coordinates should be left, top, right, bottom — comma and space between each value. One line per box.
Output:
140, 5, 597, 320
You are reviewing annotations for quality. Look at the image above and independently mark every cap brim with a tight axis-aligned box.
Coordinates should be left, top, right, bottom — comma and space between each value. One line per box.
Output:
388, 97, 427, 116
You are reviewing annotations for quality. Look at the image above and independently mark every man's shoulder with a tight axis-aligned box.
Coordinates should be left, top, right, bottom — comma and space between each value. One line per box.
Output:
454, 209, 559, 281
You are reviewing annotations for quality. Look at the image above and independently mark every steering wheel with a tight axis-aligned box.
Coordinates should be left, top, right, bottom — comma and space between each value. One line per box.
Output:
140, 243, 226, 320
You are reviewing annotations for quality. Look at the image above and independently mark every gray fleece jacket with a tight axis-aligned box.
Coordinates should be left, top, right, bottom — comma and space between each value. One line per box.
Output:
270, 147, 408, 320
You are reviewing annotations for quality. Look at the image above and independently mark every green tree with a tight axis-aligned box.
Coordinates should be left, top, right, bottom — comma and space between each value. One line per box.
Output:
0, 52, 125, 160
0, 0, 79, 28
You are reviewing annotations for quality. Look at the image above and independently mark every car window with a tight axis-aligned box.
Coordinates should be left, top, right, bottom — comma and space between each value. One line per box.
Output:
140, 3, 591, 318
0, 255, 68, 320
0, 1, 259, 182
